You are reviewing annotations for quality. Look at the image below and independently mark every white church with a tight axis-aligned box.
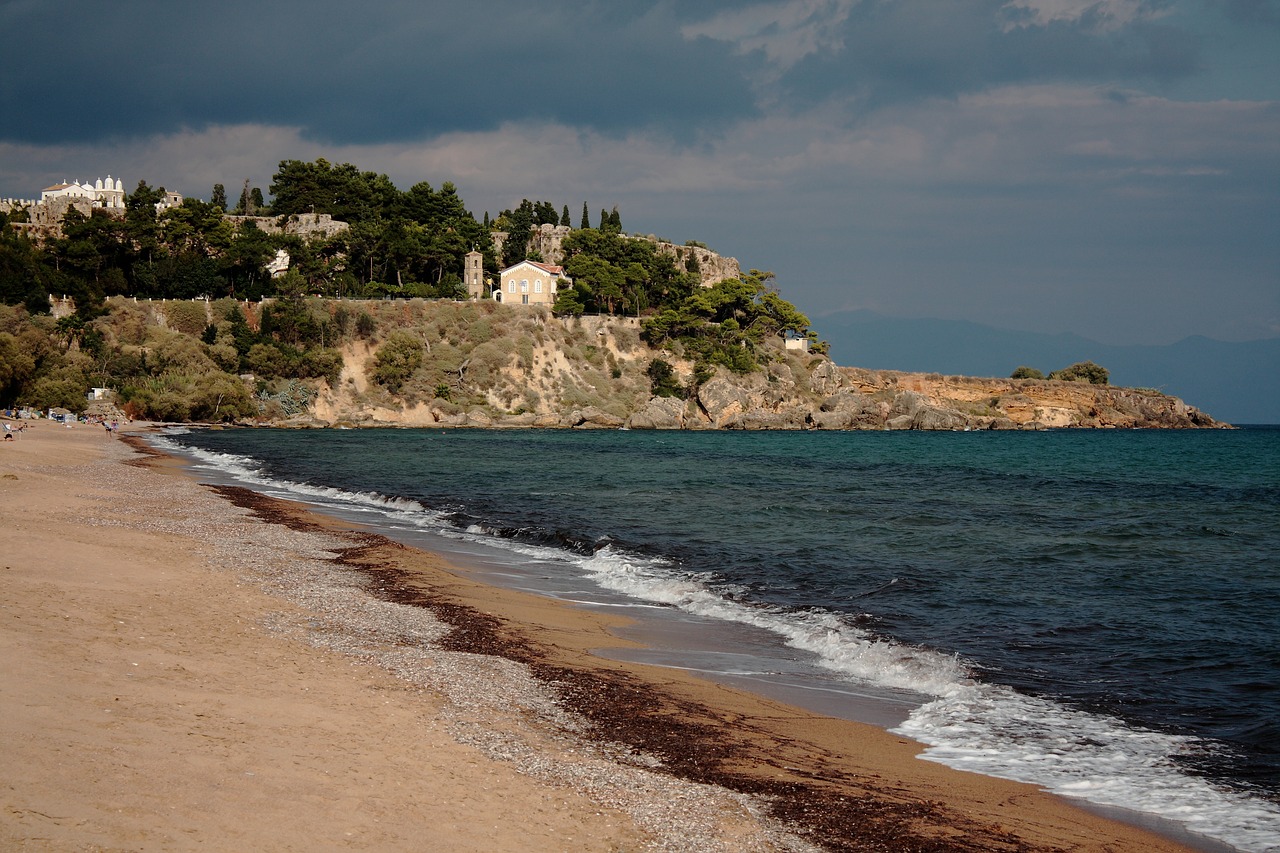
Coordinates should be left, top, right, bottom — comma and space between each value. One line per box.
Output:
40, 176, 126, 210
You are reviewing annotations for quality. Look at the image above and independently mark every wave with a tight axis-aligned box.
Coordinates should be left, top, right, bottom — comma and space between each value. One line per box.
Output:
578, 547, 1279, 852
155, 430, 1280, 853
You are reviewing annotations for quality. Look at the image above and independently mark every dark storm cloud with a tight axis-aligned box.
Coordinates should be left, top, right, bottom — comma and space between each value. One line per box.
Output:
767, 0, 1200, 115
0, 0, 759, 145
1, 0, 1274, 353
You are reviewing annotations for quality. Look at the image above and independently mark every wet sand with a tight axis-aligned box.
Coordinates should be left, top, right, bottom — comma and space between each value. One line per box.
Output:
0, 418, 1207, 851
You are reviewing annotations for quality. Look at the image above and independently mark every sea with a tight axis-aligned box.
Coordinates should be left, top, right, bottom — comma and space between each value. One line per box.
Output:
153, 426, 1280, 853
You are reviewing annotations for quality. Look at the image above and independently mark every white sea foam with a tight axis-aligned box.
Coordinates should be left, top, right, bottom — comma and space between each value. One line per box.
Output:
156, 433, 1280, 853
154, 434, 447, 525
581, 546, 966, 696
899, 688, 1280, 853
579, 545, 1280, 853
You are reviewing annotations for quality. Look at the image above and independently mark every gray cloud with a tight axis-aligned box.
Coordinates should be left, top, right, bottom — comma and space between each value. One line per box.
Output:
0, 1, 757, 145
1, 0, 1276, 353
729, 0, 1203, 117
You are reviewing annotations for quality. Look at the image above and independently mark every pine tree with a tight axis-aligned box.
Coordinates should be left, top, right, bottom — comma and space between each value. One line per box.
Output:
211, 183, 227, 211
580, 202, 590, 229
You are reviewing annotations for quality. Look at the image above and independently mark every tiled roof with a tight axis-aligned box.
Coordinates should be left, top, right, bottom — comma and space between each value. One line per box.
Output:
516, 260, 564, 275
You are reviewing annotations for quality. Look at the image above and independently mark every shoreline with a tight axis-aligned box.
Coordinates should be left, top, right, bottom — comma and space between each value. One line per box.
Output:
1, 419, 1216, 851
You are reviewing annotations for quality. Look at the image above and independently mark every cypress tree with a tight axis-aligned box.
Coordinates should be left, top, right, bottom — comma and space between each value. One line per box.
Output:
580, 202, 590, 229
211, 183, 227, 211
561, 205, 571, 227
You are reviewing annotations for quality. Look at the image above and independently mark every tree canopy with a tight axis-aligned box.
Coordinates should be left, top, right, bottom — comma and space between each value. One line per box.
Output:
1, 158, 821, 393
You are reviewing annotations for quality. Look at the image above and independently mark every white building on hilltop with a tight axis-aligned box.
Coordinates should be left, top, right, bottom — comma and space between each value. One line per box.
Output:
40, 176, 126, 210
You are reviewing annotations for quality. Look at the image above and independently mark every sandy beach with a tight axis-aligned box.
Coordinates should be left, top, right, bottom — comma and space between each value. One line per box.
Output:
0, 418, 1209, 852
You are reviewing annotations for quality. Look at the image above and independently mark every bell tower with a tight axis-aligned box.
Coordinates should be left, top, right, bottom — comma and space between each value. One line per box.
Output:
464, 251, 485, 300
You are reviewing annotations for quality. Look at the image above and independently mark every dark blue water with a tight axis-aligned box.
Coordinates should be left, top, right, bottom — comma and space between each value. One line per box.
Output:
161, 426, 1280, 851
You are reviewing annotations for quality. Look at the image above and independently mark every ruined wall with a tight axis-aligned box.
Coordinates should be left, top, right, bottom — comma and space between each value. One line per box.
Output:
10, 197, 111, 242
223, 212, 350, 240
491, 226, 741, 287
652, 241, 741, 287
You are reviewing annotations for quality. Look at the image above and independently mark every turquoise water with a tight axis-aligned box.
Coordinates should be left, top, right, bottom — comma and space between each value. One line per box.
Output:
161, 426, 1280, 852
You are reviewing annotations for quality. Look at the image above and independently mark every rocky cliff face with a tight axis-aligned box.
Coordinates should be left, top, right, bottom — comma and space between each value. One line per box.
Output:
491, 226, 740, 288
622, 363, 1223, 431
293, 303, 1225, 430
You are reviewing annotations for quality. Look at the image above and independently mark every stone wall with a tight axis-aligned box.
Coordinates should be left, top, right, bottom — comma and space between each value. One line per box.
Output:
11, 197, 111, 242
223, 212, 350, 240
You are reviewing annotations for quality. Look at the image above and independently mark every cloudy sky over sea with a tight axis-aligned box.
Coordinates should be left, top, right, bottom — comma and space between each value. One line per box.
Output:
2, 0, 1276, 346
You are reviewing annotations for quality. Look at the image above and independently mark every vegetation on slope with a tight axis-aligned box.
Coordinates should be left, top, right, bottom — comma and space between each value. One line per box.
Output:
2, 158, 822, 398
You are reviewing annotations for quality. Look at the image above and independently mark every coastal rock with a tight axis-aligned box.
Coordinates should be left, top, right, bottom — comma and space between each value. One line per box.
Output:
808, 409, 854, 430
696, 375, 753, 428
575, 407, 626, 429
732, 408, 808, 430
818, 390, 887, 428
809, 360, 846, 396
628, 396, 686, 430
280, 415, 330, 428
911, 407, 971, 431
494, 412, 539, 428
885, 390, 972, 430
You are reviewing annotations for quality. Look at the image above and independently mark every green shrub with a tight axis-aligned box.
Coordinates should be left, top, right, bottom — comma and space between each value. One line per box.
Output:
1049, 361, 1109, 385
371, 331, 424, 392
161, 301, 210, 336
516, 338, 535, 371
646, 359, 683, 398
1011, 365, 1045, 380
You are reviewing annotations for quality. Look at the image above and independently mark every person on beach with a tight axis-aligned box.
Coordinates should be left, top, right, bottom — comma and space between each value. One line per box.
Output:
3, 423, 11, 441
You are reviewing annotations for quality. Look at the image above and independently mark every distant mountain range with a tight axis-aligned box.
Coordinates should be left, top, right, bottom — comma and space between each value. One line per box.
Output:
816, 310, 1280, 424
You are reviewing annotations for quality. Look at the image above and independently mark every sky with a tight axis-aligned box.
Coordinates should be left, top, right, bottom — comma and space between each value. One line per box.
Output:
2, 0, 1277, 347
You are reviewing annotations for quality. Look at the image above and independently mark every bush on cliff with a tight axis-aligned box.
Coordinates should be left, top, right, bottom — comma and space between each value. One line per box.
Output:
1049, 361, 1109, 385
646, 359, 683, 398
371, 331, 425, 393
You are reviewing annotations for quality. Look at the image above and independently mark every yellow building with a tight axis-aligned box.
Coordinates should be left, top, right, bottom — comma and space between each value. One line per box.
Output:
494, 260, 570, 305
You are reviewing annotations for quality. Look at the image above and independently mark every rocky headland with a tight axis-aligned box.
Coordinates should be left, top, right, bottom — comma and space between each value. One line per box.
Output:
292, 303, 1224, 431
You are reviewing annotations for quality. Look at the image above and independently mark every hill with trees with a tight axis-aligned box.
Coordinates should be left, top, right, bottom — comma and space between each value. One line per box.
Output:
0, 159, 1225, 429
